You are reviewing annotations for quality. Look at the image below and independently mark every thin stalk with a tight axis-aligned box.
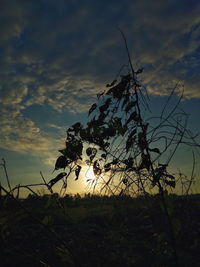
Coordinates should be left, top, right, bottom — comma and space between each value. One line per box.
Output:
1, 158, 12, 193
120, 30, 179, 266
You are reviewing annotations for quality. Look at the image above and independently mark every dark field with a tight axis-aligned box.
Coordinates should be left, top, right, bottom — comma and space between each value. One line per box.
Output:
0, 194, 199, 267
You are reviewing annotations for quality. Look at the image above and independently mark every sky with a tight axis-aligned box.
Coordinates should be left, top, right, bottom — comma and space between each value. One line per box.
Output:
0, 0, 200, 197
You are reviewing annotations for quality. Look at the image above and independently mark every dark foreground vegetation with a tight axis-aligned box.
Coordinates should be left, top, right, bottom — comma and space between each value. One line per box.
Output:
0, 193, 199, 267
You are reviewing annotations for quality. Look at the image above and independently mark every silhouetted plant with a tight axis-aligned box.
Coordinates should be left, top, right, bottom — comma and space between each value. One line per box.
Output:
51, 34, 198, 199
49, 32, 199, 266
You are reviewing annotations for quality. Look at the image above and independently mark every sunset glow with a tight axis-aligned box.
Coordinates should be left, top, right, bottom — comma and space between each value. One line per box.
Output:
85, 166, 96, 183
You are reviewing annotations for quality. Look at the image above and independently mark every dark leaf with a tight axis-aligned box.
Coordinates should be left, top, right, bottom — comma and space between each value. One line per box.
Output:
121, 74, 131, 82
67, 128, 73, 133
155, 165, 167, 174
111, 159, 119, 165
64, 139, 83, 161
138, 132, 148, 151
106, 126, 116, 137
98, 111, 108, 123
88, 103, 97, 116
58, 149, 67, 156
122, 178, 128, 185
101, 153, 107, 159
72, 122, 82, 129
99, 98, 112, 113
106, 77, 129, 99
86, 147, 93, 156
99, 104, 108, 113
48, 172, 67, 188
87, 148, 97, 161
75, 165, 81, 180
153, 166, 167, 185
106, 87, 114, 96
93, 160, 102, 176
164, 180, 176, 188
166, 174, 175, 180
140, 153, 151, 171
125, 101, 137, 113
79, 129, 88, 140
66, 132, 74, 142
112, 117, 126, 136
71, 122, 82, 135
54, 156, 69, 171
104, 163, 111, 172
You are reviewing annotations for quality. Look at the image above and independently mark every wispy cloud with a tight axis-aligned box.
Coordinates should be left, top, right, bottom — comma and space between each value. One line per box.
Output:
0, 0, 199, 166
24, 76, 104, 113
0, 105, 64, 166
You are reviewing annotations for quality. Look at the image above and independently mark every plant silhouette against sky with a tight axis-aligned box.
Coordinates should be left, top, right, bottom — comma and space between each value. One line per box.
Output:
50, 34, 198, 198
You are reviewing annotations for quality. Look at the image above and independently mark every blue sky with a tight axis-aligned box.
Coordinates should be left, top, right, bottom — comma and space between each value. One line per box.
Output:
0, 0, 200, 196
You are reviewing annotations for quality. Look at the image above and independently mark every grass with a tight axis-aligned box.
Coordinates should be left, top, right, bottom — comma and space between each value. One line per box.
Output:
0, 193, 199, 266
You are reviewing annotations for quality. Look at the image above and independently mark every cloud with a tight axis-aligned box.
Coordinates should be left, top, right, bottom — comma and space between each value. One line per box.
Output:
37, 77, 104, 113
0, 106, 63, 166
0, 0, 200, 166
0, 0, 28, 44
1, 0, 199, 103
0, 81, 28, 106
141, 68, 200, 99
